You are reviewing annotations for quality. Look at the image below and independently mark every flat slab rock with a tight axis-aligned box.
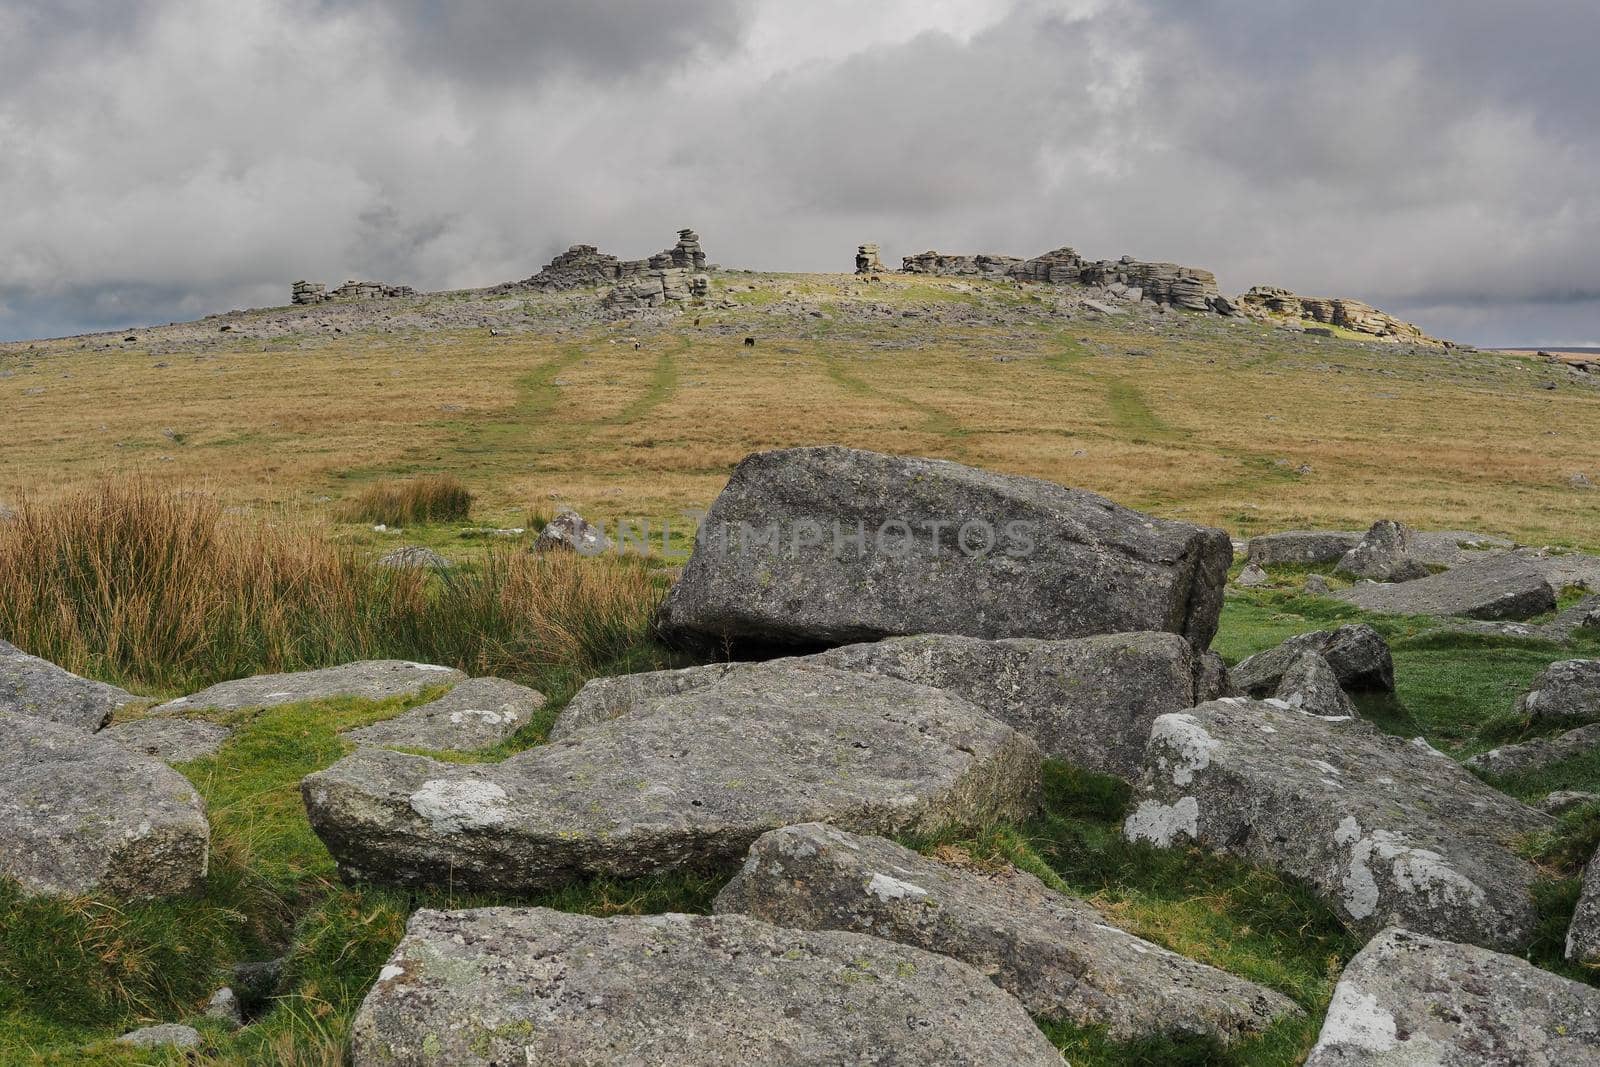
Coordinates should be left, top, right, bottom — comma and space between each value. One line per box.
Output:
343, 677, 545, 752
1465, 723, 1600, 778
1245, 530, 1360, 567
0, 712, 209, 898
1231, 624, 1395, 696
101, 717, 233, 763
352, 907, 1061, 1066
303, 662, 1040, 892
0, 639, 137, 732
1517, 659, 1600, 723
657, 446, 1233, 650
1334, 553, 1556, 621
152, 660, 466, 714
1123, 698, 1551, 951
1306, 927, 1600, 1065
554, 631, 1228, 780
714, 823, 1300, 1044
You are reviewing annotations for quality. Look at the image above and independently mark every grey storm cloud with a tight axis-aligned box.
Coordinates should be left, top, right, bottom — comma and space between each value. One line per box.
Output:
0, 0, 1594, 345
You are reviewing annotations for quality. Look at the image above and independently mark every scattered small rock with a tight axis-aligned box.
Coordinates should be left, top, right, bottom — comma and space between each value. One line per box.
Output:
374, 546, 452, 571
533, 507, 611, 555
117, 1023, 202, 1049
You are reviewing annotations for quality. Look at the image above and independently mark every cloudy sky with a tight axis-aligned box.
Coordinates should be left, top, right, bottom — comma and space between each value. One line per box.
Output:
2, 0, 1595, 345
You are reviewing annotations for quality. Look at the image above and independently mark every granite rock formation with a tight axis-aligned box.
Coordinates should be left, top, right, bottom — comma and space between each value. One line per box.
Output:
1239, 286, 1442, 344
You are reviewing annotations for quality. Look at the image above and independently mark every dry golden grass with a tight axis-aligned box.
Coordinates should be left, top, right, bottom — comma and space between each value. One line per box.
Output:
339, 473, 473, 526
3, 271, 1597, 550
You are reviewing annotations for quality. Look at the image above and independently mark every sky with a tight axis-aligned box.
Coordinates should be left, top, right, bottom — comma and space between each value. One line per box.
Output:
1, 0, 1595, 346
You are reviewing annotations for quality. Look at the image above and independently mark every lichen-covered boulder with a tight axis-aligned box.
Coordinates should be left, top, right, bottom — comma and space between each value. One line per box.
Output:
1465, 723, 1600, 778
657, 447, 1233, 650
0, 712, 209, 898
351, 908, 1062, 1066
1245, 530, 1360, 567
1517, 659, 1600, 723
1307, 927, 1600, 1065
1568, 845, 1600, 965
1123, 698, 1550, 950
1335, 553, 1556, 621
101, 717, 232, 763
0, 639, 136, 731
304, 662, 1040, 892
714, 823, 1300, 1044
343, 677, 544, 753
554, 631, 1228, 780
151, 660, 465, 714
1231, 624, 1394, 695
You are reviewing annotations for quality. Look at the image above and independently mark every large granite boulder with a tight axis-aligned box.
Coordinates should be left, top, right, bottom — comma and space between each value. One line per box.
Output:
151, 660, 466, 714
1334, 521, 1430, 583
554, 631, 1229, 780
303, 662, 1040, 892
1230, 624, 1395, 695
351, 907, 1062, 1066
101, 717, 232, 763
1306, 927, 1600, 1065
1123, 699, 1551, 950
0, 712, 209, 898
714, 823, 1300, 1044
343, 677, 544, 753
1568, 846, 1600, 964
1334, 553, 1556, 621
1517, 659, 1600, 723
1465, 723, 1600, 778
657, 447, 1233, 650
0, 639, 137, 731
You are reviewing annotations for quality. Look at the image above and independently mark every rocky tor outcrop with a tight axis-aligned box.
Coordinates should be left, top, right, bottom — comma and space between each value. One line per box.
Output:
291, 280, 416, 305
1239, 285, 1443, 344
1306, 927, 1600, 1064
1123, 698, 1551, 950
714, 823, 1301, 1044
0, 639, 137, 732
303, 661, 1040, 892
854, 242, 884, 274
0, 712, 210, 898
656, 446, 1234, 651
351, 907, 1062, 1066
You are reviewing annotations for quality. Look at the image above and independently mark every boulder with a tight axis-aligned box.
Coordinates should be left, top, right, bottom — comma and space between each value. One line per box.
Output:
1304, 573, 1332, 596
0, 712, 209, 898
1246, 530, 1360, 567
151, 660, 465, 714
1334, 520, 1430, 583
1231, 624, 1394, 695
303, 662, 1040, 892
0, 639, 137, 732
532, 507, 611, 555
1408, 530, 1516, 569
343, 677, 544, 752
714, 823, 1301, 1044
1235, 562, 1270, 588
101, 717, 232, 763
1273, 651, 1357, 717
1568, 846, 1600, 964
1334, 553, 1556, 621
555, 632, 1226, 780
117, 1024, 203, 1050
1306, 927, 1600, 1065
1539, 789, 1600, 815
1465, 723, 1600, 778
1123, 699, 1551, 950
657, 447, 1233, 650
351, 907, 1061, 1066
1517, 659, 1600, 723
374, 546, 451, 570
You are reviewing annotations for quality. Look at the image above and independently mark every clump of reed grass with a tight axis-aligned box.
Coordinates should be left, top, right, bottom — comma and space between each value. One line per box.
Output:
338, 474, 473, 526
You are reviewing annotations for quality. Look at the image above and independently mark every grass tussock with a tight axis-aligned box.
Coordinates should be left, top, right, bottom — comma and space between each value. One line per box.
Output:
339, 474, 473, 527
0, 479, 662, 694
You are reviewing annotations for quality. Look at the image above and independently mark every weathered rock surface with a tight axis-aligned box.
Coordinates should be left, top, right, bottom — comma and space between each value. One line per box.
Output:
352, 907, 1061, 1066
854, 242, 884, 274
1568, 847, 1600, 964
657, 446, 1233, 650
1123, 699, 1551, 950
1517, 659, 1600, 723
901, 250, 1023, 277
1540, 789, 1600, 815
1334, 520, 1430, 583
1245, 530, 1360, 567
1306, 927, 1600, 1065
374, 545, 451, 570
151, 661, 465, 715
532, 506, 611, 555
1231, 624, 1395, 695
0, 639, 137, 732
1408, 529, 1517, 569
0, 712, 209, 898
304, 662, 1040, 891
1335, 553, 1556, 620
1465, 723, 1600, 778
556, 631, 1227, 780
714, 823, 1301, 1043
343, 677, 544, 752
1239, 286, 1443, 344
1274, 651, 1357, 717
117, 1023, 203, 1050
102, 717, 232, 763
